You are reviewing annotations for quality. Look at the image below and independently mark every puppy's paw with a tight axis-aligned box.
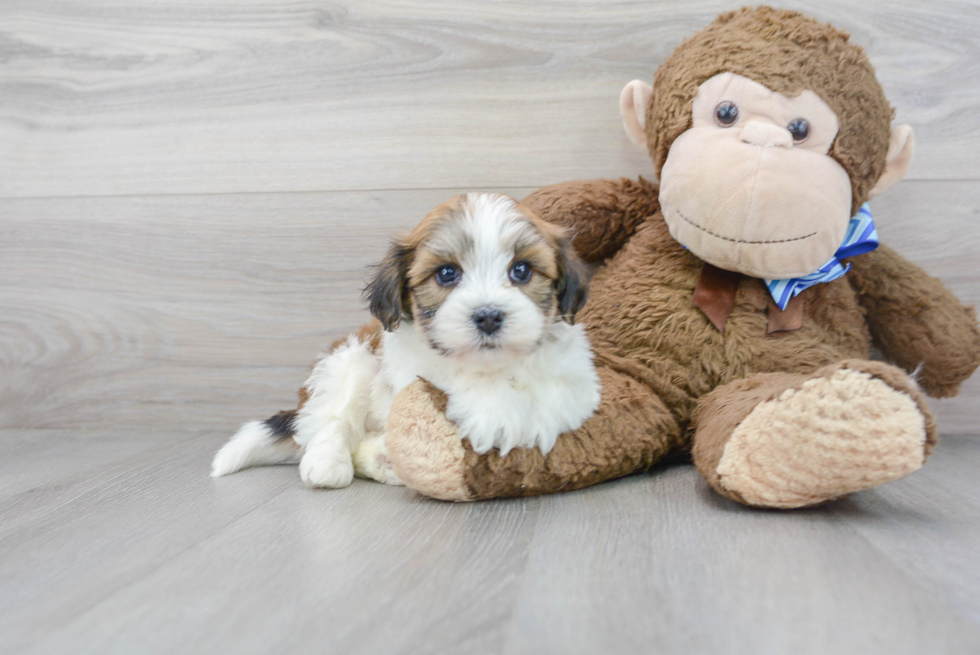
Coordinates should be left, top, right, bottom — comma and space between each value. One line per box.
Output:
451, 402, 526, 456
300, 445, 354, 489
353, 435, 403, 485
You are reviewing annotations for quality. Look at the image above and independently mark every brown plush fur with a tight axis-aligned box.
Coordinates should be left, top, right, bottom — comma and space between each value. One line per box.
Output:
647, 7, 892, 215
524, 177, 661, 263
381, 7, 980, 506
847, 245, 980, 397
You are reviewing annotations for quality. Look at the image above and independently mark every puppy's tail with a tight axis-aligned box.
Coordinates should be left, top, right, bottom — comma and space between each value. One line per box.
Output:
211, 410, 302, 477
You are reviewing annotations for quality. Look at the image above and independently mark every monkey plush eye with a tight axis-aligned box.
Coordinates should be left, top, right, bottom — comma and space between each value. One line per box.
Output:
435, 264, 461, 287
509, 261, 532, 284
788, 118, 810, 143
714, 101, 739, 126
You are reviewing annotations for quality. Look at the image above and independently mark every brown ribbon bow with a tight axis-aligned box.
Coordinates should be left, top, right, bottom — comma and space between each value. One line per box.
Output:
692, 263, 804, 333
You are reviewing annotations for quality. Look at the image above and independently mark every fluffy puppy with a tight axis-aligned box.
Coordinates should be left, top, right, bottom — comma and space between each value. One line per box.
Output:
211, 193, 601, 488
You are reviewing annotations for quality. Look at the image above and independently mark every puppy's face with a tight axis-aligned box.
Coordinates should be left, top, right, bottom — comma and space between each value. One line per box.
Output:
365, 193, 587, 358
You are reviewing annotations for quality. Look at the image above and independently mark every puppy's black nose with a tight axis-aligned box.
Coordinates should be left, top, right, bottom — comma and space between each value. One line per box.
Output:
472, 308, 504, 335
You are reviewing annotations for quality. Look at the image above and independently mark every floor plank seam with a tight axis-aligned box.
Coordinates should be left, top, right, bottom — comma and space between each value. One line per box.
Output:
1, 178, 975, 204
0, 186, 546, 203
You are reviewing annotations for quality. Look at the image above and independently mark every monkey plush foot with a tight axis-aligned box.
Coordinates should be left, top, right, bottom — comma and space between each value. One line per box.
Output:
693, 361, 938, 509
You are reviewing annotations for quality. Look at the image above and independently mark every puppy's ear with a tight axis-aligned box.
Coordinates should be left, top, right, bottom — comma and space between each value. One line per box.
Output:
364, 240, 413, 331
555, 238, 589, 324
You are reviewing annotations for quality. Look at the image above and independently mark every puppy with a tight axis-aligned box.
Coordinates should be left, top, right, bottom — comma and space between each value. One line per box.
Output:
211, 193, 601, 488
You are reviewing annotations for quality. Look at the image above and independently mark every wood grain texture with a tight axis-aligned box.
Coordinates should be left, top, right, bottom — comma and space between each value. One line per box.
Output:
2, 181, 978, 432
1, 0, 979, 198
2, 430, 978, 654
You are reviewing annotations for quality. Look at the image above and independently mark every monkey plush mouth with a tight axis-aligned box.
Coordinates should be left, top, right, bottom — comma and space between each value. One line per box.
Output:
676, 210, 816, 245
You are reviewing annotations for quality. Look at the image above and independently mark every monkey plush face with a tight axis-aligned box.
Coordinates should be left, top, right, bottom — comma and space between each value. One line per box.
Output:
618, 6, 916, 280
658, 73, 852, 279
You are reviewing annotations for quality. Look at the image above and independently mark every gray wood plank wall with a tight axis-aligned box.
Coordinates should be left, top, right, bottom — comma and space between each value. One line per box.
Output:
2, 0, 978, 432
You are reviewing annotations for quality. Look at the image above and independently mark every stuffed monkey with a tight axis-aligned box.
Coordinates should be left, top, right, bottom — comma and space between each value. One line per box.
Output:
383, 6, 980, 507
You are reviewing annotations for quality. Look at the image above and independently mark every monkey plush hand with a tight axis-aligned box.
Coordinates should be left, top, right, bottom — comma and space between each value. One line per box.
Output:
383, 7, 980, 507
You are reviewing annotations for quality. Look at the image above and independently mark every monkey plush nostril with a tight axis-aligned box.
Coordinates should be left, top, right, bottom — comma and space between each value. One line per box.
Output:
472, 308, 505, 335
739, 120, 793, 148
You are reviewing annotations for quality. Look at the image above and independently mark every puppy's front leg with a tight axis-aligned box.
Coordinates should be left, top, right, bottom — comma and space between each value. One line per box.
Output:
299, 420, 355, 488
294, 335, 382, 488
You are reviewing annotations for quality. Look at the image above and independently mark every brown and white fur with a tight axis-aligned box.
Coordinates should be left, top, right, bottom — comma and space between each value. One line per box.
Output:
211, 193, 601, 488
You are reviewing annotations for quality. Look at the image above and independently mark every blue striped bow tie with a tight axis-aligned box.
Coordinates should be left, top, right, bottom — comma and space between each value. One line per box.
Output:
765, 203, 878, 310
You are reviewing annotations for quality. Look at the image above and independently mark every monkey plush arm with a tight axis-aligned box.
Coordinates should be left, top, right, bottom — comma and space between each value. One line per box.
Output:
846, 244, 980, 397
521, 177, 660, 263
385, 368, 682, 501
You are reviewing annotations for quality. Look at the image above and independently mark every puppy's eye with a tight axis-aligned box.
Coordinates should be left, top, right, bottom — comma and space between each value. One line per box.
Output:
509, 261, 532, 284
714, 101, 739, 127
788, 118, 810, 143
435, 264, 460, 287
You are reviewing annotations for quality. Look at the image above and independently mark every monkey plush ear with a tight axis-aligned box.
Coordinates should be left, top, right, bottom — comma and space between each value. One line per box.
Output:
620, 80, 653, 149
363, 241, 413, 331
869, 125, 915, 198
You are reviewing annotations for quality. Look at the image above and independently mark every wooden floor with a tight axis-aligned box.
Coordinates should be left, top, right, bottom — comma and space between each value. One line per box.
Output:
1, 430, 978, 655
